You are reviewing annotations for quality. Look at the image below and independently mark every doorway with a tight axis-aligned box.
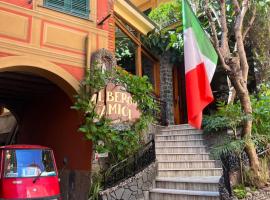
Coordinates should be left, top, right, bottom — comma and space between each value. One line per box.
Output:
172, 64, 187, 124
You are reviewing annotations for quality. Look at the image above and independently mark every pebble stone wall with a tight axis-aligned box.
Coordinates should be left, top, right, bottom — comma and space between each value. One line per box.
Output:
99, 162, 157, 200
159, 52, 174, 125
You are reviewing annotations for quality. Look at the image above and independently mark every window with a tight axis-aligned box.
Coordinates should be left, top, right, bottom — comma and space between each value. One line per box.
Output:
4, 149, 56, 178
44, 0, 89, 19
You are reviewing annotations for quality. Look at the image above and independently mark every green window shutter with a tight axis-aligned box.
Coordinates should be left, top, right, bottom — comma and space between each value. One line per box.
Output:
45, 0, 65, 10
45, 0, 89, 18
71, 0, 89, 18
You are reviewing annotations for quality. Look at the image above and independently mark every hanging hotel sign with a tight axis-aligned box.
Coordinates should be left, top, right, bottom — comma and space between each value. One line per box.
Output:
91, 82, 141, 123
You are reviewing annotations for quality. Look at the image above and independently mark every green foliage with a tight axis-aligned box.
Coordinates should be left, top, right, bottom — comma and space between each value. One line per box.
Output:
244, 157, 270, 188
211, 137, 245, 160
252, 84, 270, 136
233, 184, 247, 199
115, 34, 134, 65
247, 2, 270, 85
72, 66, 159, 164
143, 0, 183, 61
204, 84, 270, 137
88, 172, 103, 200
203, 84, 270, 159
203, 101, 243, 135
148, 0, 181, 29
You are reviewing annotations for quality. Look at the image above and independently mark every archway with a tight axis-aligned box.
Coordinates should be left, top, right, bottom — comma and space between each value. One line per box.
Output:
0, 56, 79, 100
0, 56, 91, 199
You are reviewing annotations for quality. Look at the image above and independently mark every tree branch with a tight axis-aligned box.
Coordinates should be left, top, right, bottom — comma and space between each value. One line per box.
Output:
205, 0, 231, 71
220, 0, 230, 56
232, 0, 241, 13
234, 0, 250, 82
243, 7, 256, 41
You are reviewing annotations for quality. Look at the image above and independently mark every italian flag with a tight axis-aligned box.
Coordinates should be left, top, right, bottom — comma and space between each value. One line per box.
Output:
182, 0, 218, 129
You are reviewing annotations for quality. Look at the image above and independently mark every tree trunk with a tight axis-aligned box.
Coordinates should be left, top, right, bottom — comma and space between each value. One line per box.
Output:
228, 59, 263, 186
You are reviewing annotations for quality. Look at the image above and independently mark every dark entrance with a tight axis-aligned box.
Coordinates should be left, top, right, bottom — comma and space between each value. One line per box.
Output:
172, 64, 187, 124
0, 70, 91, 199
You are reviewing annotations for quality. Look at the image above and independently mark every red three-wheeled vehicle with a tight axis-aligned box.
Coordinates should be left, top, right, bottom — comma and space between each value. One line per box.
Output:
0, 145, 61, 199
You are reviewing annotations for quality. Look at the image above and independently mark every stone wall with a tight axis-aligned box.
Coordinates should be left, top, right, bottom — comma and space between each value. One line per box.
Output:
159, 52, 174, 125
100, 162, 157, 200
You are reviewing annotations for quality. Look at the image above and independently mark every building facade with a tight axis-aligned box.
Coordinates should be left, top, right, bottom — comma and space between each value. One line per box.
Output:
130, 0, 188, 125
0, 0, 156, 199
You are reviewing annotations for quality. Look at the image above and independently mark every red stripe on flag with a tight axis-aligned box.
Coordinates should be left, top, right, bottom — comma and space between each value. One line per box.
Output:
185, 62, 214, 129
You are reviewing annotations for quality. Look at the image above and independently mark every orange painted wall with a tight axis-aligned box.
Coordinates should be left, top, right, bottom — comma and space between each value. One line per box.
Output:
0, 0, 32, 9
97, 0, 109, 31
17, 88, 92, 170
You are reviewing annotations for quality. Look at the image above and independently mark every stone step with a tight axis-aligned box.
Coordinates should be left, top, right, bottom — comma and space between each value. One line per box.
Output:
158, 168, 222, 177
156, 140, 205, 147
150, 188, 219, 200
156, 133, 203, 141
157, 124, 194, 130
156, 153, 211, 161
158, 160, 221, 169
156, 146, 207, 154
158, 129, 203, 135
155, 176, 220, 192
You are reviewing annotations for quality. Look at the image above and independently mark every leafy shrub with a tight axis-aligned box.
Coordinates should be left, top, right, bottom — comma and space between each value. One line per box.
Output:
88, 172, 103, 200
72, 67, 159, 164
203, 101, 243, 135
233, 184, 247, 199
203, 84, 270, 145
203, 84, 270, 187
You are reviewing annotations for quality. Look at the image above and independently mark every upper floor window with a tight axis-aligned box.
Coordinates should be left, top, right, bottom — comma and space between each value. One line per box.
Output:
44, 0, 90, 19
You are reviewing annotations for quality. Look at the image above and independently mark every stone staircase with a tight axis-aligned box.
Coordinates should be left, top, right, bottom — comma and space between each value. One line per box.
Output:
150, 124, 222, 200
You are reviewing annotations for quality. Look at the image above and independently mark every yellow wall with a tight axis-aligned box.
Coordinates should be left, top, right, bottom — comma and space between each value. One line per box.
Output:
0, 0, 109, 89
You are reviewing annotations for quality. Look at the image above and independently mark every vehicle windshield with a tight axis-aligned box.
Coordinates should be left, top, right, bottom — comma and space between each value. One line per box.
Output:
4, 149, 56, 178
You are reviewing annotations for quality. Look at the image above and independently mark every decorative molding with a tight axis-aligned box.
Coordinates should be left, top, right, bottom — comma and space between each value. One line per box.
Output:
0, 40, 85, 66
0, 1, 106, 36
40, 20, 88, 55
0, 6, 32, 43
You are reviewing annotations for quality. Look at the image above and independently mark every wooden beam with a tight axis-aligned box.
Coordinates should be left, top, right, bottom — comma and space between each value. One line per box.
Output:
153, 62, 160, 96
115, 16, 141, 46
136, 44, 142, 76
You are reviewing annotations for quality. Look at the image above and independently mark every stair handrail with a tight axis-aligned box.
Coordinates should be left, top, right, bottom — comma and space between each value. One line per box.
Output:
103, 139, 156, 189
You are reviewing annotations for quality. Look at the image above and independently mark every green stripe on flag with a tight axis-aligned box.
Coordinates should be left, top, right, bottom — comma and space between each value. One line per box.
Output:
182, 0, 218, 64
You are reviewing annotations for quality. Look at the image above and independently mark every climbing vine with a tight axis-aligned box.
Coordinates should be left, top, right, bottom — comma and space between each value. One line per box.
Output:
72, 66, 159, 164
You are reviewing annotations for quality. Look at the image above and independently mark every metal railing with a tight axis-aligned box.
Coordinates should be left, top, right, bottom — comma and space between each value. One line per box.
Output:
103, 139, 156, 189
